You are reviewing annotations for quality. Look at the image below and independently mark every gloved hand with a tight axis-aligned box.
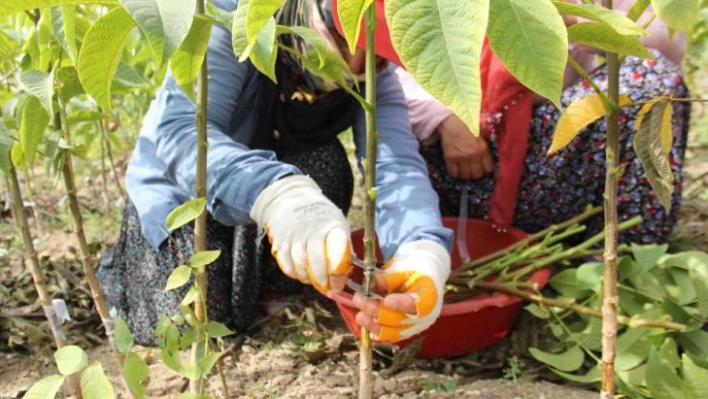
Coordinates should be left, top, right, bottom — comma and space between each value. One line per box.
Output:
352, 240, 450, 343
250, 175, 352, 294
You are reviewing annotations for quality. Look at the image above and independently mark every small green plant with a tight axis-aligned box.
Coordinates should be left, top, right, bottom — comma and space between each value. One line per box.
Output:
503, 356, 526, 385
420, 378, 458, 393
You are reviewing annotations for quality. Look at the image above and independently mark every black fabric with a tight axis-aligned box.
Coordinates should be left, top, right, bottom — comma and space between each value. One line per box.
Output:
251, 57, 360, 150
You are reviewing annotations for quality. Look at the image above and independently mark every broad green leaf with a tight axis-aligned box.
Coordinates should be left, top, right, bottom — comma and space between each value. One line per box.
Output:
206, 321, 233, 338
677, 331, 708, 368
180, 362, 202, 380
180, 326, 197, 350
646, 348, 682, 399
683, 354, 708, 399
0, 30, 14, 59
56, 67, 85, 102
246, 0, 286, 47
669, 268, 696, 305
0, 121, 10, 176
567, 22, 653, 59
633, 98, 674, 210
635, 98, 672, 156
20, 96, 50, 167
11, 144, 24, 171
81, 362, 115, 399
190, 250, 221, 268
50, 6, 78, 63
548, 93, 630, 154
575, 261, 602, 293
62, 7, 78, 62
180, 286, 201, 306
690, 268, 708, 318
54, 345, 88, 376
232, 0, 251, 57
22, 374, 66, 399
553, 1, 646, 36
627, 0, 652, 22
161, 348, 182, 372
123, 352, 150, 399
524, 303, 550, 319
336, 0, 373, 53
114, 62, 150, 88
662, 299, 702, 331
114, 315, 134, 353
548, 268, 583, 297
550, 365, 600, 384
385, 0, 489, 135
171, 15, 213, 101
165, 197, 207, 231
243, 17, 277, 81
66, 110, 106, 125
20, 70, 54, 116
165, 265, 192, 291
198, 352, 222, 374
119, 0, 197, 66
615, 327, 651, 371
630, 243, 668, 275
651, 0, 700, 34
488, 0, 567, 107
529, 345, 584, 372
0, 1, 118, 17
617, 364, 647, 391
77, 7, 136, 110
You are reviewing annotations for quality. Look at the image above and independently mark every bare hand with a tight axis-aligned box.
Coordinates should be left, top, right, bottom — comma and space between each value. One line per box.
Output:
437, 114, 494, 180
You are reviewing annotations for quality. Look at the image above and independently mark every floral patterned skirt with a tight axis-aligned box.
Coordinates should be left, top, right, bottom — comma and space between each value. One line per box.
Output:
421, 54, 690, 244
98, 139, 354, 345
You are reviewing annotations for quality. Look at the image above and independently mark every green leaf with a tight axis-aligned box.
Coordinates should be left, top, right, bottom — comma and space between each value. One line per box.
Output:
20, 96, 50, 167
231, 0, 251, 57
615, 327, 651, 371
114, 315, 134, 354
114, 62, 150, 88
488, 0, 567, 107
550, 364, 600, 384
633, 98, 674, 211
676, 331, 708, 368
651, 0, 700, 34
631, 243, 668, 275
0, 30, 15, 59
165, 265, 192, 291
385, 0, 489, 135
81, 362, 115, 399
198, 352, 221, 375
548, 268, 583, 297
165, 197, 207, 231
0, 0, 118, 17
170, 15, 213, 101
62, 6, 78, 63
575, 261, 603, 293
0, 121, 10, 176
335, 0, 373, 54
123, 352, 150, 399
238, 15, 277, 81
20, 70, 54, 117
683, 354, 708, 399
548, 93, 630, 154
552, 1, 646, 36
180, 286, 200, 306
646, 347, 682, 399
180, 362, 202, 380
669, 268, 696, 305
56, 66, 85, 102
77, 6, 136, 111
54, 345, 88, 376
161, 347, 182, 372
189, 250, 221, 268
206, 321, 233, 338
567, 22, 653, 59
524, 303, 550, 319
690, 268, 708, 318
246, 0, 286, 47
180, 326, 197, 350
529, 345, 584, 372
119, 0, 197, 66
23, 374, 66, 399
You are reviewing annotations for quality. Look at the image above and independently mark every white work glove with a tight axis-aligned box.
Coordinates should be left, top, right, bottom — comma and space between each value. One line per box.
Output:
250, 175, 352, 294
373, 240, 450, 343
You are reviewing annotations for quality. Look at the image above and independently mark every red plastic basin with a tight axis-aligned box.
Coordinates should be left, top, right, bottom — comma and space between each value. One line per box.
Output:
330, 217, 551, 358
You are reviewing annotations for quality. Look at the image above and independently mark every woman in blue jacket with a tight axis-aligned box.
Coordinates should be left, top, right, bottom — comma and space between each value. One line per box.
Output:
99, 0, 452, 345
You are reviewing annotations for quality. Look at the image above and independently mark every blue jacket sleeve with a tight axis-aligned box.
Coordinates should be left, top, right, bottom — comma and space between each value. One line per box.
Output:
151, 23, 301, 227
353, 66, 454, 260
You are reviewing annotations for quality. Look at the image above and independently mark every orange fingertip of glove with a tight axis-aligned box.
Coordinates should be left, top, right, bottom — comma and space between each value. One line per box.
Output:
380, 271, 438, 318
